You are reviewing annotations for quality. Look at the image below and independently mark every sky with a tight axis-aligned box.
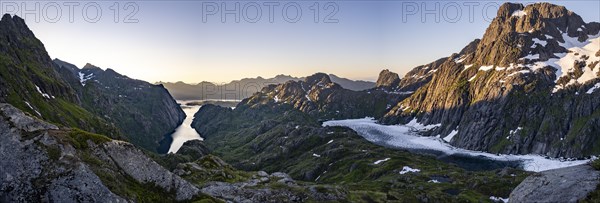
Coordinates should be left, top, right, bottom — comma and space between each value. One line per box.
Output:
3, 0, 599, 83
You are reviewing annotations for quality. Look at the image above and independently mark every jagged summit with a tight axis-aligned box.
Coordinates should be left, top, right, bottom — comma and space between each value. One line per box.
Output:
375, 69, 400, 89
0, 14, 27, 29
82, 63, 101, 70
304, 72, 332, 86
466, 2, 599, 67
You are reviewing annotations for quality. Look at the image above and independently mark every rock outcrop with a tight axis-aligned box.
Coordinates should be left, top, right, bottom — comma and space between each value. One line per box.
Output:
177, 139, 211, 159
375, 69, 400, 89
100, 141, 200, 201
0, 103, 125, 202
510, 164, 600, 202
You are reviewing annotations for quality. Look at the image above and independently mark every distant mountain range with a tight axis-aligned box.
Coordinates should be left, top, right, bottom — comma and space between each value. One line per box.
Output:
158, 74, 375, 100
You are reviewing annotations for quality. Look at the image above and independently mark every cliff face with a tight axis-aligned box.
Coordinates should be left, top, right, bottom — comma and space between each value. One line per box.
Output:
0, 103, 201, 202
53, 60, 185, 152
398, 39, 481, 93
382, 3, 600, 158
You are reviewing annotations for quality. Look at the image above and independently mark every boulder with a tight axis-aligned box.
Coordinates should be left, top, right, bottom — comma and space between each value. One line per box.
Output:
509, 164, 600, 202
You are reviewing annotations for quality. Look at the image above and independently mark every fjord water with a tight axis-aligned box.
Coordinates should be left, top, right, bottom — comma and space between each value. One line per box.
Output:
167, 101, 203, 153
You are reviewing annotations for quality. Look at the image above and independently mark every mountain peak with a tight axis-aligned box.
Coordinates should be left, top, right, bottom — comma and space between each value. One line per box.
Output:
375, 69, 400, 89
0, 14, 36, 40
495, 2, 525, 19
0, 14, 24, 24
82, 63, 101, 70
471, 2, 598, 67
305, 73, 331, 86
1, 13, 12, 21
0, 14, 28, 32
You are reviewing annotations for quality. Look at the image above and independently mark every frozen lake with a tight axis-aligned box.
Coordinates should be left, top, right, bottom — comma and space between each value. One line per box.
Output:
323, 118, 591, 172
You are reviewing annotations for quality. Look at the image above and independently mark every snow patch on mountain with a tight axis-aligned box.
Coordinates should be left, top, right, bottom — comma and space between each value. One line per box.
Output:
406, 118, 441, 131
507, 70, 531, 77
586, 83, 600, 94
455, 56, 467, 63
468, 75, 478, 82
552, 33, 600, 92
532, 38, 547, 47
373, 158, 391, 165
35, 85, 54, 99
444, 129, 458, 142
479, 65, 495, 71
399, 166, 420, 174
490, 196, 509, 203
79, 72, 95, 86
511, 10, 527, 17
24, 101, 41, 116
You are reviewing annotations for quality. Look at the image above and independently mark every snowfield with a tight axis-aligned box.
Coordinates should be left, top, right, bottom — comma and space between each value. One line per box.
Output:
323, 118, 591, 172
399, 166, 421, 174
374, 158, 391, 165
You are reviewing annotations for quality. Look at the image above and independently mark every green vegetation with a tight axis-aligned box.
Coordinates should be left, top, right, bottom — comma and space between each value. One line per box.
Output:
178, 155, 253, 185
66, 128, 112, 150
452, 79, 470, 93
566, 108, 600, 143
41, 145, 61, 161
490, 137, 512, 153
592, 159, 600, 171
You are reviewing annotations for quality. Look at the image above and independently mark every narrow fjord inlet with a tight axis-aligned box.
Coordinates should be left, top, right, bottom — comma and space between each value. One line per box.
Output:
1, 1, 600, 203
167, 101, 203, 154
